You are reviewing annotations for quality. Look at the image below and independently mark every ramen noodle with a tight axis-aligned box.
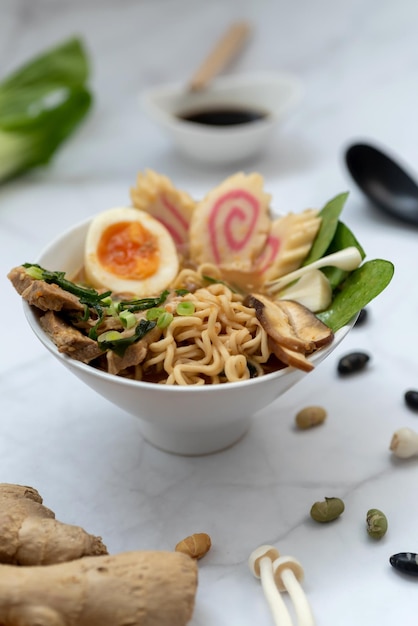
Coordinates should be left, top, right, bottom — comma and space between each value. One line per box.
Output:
137, 279, 270, 385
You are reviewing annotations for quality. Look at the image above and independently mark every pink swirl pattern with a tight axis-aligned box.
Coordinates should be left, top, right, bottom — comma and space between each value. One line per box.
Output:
155, 195, 189, 245
208, 190, 260, 264
254, 233, 281, 273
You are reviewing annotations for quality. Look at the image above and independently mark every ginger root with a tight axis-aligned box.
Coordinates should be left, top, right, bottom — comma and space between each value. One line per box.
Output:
0, 550, 197, 626
0, 483, 107, 565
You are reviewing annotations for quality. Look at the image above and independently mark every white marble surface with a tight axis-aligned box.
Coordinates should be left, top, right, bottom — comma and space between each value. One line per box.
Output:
1, 0, 418, 623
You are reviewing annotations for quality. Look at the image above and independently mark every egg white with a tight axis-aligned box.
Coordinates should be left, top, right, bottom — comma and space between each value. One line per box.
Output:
84, 206, 179, 296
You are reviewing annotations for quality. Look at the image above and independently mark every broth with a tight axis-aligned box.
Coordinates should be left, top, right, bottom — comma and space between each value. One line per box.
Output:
178, 106, 268, 127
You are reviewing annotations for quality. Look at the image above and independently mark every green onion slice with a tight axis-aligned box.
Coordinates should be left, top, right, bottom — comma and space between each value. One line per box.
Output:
176, 301, 195, 316
146, 307, 166, 321
119, 290, 169, 312
202, 274, 237, 293
23, 263, 111, 306
98, 330, 121, 343
119, 310, 136, 329
98, 319, 157, 357
157, 312, 174, 328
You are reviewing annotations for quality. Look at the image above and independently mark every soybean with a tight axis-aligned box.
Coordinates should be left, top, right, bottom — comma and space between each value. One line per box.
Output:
404, 390, 418, 412
337, 351, 370, 375
310, 497, 345, 523
295, 406, 327, 430
366, 508, 388, 539
175, 532, 212, 560
354, 308, 368, 327
390, 552, 418, 577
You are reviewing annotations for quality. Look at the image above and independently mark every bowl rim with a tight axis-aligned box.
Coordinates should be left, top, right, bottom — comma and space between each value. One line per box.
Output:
141, 70, 303, 133
24, 213, 355, 395
142, 70, 303, 100
25, 297, 353, 394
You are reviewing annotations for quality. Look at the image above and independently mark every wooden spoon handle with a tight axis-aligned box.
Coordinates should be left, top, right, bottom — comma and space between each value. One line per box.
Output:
188, 21, 251, 92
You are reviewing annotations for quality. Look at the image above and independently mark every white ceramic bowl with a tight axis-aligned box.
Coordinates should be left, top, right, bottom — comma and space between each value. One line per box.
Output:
23, 216, 354, 456
141, 72, 302, 164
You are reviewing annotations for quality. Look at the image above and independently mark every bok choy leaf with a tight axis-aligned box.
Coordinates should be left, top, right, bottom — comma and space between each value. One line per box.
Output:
0, 37, 92, 183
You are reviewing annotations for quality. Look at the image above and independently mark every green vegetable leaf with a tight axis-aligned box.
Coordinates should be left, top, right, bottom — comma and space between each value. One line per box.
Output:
119, 290, 170, 312
23, 263, 110, 305
98, 319, 157, 357
317, 259, 394, 332
202, 274, 238, 293
0, 37, 92, 183
24, 262, 113, 340
303, 192, 349, 266
325, 220, 365, 257
321, 221, 365, 289
0, 38, 89, 94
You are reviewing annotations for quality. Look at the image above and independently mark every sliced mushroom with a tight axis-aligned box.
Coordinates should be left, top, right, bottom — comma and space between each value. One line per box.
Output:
276, 300, 334, 350
244, 294, 334, 372
268, 337, 314, 372
244, 294, 313, 353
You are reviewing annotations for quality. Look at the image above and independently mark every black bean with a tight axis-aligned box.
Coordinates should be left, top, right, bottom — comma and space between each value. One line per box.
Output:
390, 552, 418, 577
337, 351, 370, 375
405, 390, 418, 412
354, 308, 368, 327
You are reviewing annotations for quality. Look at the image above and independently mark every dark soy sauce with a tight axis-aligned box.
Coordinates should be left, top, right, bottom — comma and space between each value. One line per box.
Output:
178, 106, 268, 127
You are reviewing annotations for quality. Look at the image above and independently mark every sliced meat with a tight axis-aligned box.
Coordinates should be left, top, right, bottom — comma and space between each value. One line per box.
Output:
106, 324, 162, 375
21, 281, 85, 313
72, 314, 123, 334
9, 265, 84, 312
40, 311, 103, 363
267, 337, 313, 372
7, 266, 36, 295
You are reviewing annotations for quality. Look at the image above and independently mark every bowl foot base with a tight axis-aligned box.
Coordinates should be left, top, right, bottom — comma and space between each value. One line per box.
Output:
139, 418, 252, 456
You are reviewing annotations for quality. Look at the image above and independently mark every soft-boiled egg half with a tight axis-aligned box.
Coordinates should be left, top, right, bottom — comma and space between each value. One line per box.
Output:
84, 207, 179, 296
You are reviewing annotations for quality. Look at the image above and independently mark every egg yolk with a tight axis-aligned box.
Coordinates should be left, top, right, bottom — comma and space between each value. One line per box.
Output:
97, 221, 160, 280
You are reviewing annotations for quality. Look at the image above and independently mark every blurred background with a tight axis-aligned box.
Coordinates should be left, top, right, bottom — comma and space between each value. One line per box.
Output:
2, 0, 417, 206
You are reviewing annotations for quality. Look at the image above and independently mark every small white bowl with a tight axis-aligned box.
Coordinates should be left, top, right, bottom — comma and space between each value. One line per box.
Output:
23, 216, 354, 456
141, 72, 302, 164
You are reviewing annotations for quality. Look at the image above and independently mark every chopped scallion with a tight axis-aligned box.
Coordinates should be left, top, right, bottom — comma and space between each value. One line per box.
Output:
25, 265, 44, 280
146, 307, 166, 321
98, 330, 121, 344
157, 311, 174, 328
106, 299, 121, 317
202, 274, 237, 293
176, 301, 195, 316
23, 263, 110, 305
119, 310, 136, 329
119, 289, 169, 312
97, 319, 156, 357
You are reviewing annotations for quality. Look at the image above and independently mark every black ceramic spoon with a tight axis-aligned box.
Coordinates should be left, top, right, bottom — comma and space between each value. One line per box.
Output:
345, 143, 418, 226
